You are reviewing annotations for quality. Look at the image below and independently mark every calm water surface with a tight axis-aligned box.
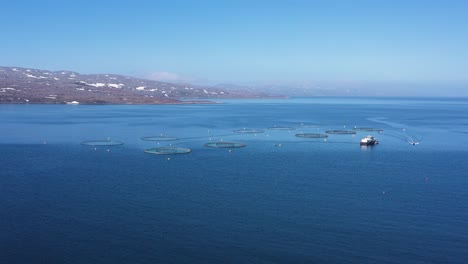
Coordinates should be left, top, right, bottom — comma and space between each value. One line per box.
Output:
1, 98, 468, 263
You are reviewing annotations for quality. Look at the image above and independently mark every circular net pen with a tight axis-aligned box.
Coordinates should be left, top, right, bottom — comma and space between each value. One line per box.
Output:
81, 140, 124, 146
233, 128, 264, 134
295, 133, 329, 138
353, 127, 384, 132
144, 147, 191, 155
204, 142, 246, 148
267, 126, 296, 131
298, 124, 321, 128
325, 130, 357, 135
141, 135, 179, 141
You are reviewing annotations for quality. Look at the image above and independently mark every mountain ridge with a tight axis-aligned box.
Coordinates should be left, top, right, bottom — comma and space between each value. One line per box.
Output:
0, 66, 280, 104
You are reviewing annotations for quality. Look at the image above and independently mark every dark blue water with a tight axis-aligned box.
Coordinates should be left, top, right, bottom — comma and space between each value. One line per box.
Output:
1, 98, 468, 263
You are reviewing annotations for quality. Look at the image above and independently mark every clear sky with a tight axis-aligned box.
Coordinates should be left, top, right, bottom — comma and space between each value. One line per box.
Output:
1, 0, 467, 95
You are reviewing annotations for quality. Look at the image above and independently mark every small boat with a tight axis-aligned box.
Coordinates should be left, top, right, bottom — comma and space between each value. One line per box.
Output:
360, 135, 379, 145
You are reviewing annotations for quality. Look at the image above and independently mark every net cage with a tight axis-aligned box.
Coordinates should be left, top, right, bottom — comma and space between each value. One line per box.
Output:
81, 140, 124, 146
353, 127, 384, 132
141, 135, 179, 141
295, 133, 329, 138
233, 128, 264, 134
144, 147, 191, 155
325, 130, 357, 135
267, 126, 296, 131
204, 142, 246, 148
298, 124, 320, 128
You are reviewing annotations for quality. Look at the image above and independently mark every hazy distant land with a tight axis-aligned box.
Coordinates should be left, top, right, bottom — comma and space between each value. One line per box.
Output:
0, 66, 282, 105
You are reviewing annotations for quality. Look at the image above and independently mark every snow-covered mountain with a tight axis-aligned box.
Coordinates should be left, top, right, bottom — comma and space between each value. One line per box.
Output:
0, 66, 272, 104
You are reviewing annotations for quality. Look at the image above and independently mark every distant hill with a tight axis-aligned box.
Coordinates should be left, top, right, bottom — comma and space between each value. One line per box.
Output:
0, 66, 277, 104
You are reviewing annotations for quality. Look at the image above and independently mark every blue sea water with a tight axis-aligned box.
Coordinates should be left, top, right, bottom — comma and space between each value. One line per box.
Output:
1, 97, 468, 263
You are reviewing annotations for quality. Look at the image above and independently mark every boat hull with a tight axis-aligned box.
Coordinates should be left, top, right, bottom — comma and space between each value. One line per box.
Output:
360, 140, 378, 145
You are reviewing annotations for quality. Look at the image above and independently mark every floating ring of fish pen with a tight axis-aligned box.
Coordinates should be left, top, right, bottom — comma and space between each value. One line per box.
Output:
141, 136, 179, 141
204, 142, 246, 148
267, 126, 296, 131
81, 140, 124, 146
295, 133, 329, 138
144, 147, 191, 155
352, 127, 384, 132
233, 128, 264, 134
298, 125, 320, 128
325, 130, 357, 135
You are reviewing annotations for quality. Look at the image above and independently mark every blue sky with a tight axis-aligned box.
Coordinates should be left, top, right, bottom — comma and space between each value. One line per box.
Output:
1, 0, 467, 95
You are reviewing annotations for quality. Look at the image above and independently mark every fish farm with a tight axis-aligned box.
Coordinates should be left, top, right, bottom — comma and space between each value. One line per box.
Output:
204, 142, 247, 148
298, 124, 320, 128
325, 130, 357, 135
233, 128, 264, 134
81, 140, 124, 146
141, 135, 179, 141
79, 124, 384, 156
144, 147, 191, 155
353, 127, 384, 132
267, 126, 296, 131
295, 133, 329, 138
